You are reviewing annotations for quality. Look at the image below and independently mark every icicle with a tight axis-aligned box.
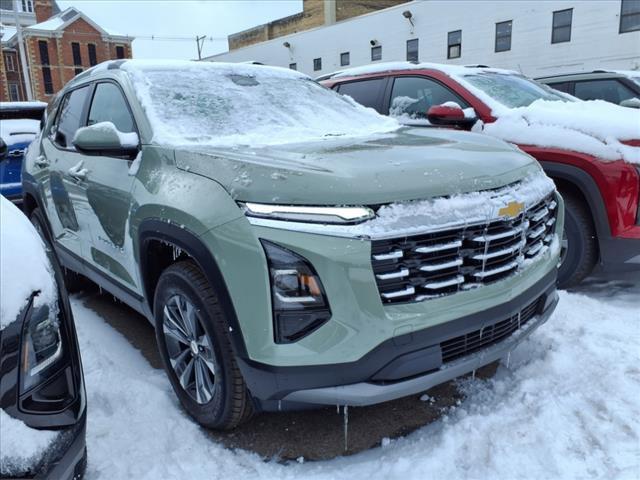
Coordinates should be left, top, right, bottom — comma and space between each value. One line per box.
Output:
343, 405, 349, 452
278, 400, 282, 411
336, 404, 340, 414
98, 285, 103, 295
472, 369, 476, 380
506, 351, 511, 369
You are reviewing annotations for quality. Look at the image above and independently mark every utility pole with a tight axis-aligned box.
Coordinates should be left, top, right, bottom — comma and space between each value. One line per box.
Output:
196, 35, 206, 60
13, 0, 33, 100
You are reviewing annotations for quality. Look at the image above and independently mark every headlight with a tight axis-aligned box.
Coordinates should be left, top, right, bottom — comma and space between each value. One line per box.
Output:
262, 240, 331, 344
21, 302, 64, 392
242, 202, 375, 224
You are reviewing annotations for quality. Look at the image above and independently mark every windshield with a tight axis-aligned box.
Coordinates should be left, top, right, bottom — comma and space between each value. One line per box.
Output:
462, 73, 569, 108
124, 62, 398, 146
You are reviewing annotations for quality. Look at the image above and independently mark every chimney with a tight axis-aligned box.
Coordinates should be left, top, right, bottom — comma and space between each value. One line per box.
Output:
324, 0, 336, 25
34, 0, 55, 23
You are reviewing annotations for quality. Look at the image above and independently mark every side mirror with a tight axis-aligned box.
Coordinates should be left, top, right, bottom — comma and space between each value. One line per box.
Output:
73, 122, 139, 157
620, 98, 640, 109
427, 104, 477, 130
0, 138, 7, 161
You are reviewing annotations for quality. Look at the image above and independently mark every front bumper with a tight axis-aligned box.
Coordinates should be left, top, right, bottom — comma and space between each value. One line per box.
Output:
38, 413, 87, 480
239, 268, 558, 410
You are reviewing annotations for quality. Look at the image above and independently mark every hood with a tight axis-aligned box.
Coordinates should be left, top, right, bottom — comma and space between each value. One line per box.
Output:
174, 128, 541, 205
483, 99, 640, 165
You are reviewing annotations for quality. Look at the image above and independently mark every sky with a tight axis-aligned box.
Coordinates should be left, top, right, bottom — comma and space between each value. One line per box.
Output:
56, 0, 303, 60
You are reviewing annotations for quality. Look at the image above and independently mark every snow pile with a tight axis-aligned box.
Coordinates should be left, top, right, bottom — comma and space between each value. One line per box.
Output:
72, 277, 640, 479
0, 198, 57, 329
478, 99, 640, 164
349, 169, 555, 237
122, 60, 399, 147
0, 410, 58, 477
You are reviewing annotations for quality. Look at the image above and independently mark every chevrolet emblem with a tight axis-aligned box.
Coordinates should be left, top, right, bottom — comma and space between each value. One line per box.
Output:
499, 201, 525, 218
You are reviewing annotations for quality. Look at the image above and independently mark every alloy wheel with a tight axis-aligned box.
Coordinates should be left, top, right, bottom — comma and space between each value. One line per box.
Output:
162, 294, 218, 404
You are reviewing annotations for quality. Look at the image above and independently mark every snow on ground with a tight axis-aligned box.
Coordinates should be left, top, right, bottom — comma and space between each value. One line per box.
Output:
73, 278, 640, 480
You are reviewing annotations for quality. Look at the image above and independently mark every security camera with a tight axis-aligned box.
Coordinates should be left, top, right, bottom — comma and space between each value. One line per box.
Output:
283, 41, 291, 48
402, 10, 412, 19
370, 39, 379, 46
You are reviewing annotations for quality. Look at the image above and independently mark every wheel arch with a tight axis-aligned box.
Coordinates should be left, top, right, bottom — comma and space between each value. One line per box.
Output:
540, 161, 611, 259
137, 219, 249, 359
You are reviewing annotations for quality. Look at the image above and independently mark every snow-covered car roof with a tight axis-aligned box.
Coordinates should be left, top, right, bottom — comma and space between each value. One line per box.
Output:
0, 197, 57, 330
325, 61, 519, 80
0, 101, 47, 111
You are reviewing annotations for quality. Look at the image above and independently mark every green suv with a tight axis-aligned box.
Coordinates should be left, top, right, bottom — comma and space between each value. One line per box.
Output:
22, 61, 563, 429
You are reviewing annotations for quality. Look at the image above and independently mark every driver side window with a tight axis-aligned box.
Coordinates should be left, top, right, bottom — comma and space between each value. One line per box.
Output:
389, 76, 469, 118
87, 82, 135, 134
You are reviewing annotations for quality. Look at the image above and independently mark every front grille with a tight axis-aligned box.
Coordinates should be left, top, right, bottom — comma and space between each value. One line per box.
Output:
441, 296, 542, 363
371, 194, 558, 304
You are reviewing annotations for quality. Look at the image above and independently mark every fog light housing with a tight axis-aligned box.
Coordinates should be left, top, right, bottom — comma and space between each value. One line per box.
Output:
261, 240, 331, 343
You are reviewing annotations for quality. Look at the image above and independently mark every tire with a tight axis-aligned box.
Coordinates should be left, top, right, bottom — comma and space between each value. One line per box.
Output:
154, 260, 253, 430
557, 191, 598, 289
29, 207, 88, 293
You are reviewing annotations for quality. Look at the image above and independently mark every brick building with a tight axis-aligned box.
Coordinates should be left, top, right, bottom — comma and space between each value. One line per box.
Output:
1, 0, 133, 102
228, 0, 409, 50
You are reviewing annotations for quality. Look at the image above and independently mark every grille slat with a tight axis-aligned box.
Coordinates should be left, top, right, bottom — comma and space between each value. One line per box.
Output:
441, 297, 542, 363
372, 194, 558, 304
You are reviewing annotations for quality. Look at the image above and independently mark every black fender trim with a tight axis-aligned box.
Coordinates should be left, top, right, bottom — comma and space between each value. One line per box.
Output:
540, 161, 611, 261
138, 219, 249, 359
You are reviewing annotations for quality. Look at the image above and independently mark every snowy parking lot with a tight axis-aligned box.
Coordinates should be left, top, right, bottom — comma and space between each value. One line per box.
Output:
74, 272, 639, 480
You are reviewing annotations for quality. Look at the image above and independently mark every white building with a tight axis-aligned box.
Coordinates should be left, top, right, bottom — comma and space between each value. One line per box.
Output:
205, 0, 640, 78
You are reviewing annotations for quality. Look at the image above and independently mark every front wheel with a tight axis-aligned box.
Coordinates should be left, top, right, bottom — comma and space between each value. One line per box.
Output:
154, 260, 253, 430
557, 192, 598, 289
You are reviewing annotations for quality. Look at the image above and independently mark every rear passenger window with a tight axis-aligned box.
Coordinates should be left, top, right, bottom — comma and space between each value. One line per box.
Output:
52, 85, 90, 148
573, 79, 637, 105
546, 82, 572, 94
88, 82, 135, 133
389, 76, 469, 118
337, 78, 385, 112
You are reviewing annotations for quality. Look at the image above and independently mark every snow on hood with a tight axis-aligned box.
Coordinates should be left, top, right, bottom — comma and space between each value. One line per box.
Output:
0, 118, 40, 146
478, 99, 640, 165
0, 410, 58, 477
0, 197, 57, 330
121, 60, 399, 147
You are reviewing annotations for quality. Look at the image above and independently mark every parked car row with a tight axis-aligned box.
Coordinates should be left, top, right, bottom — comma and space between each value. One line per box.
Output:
0, 61, 636, 475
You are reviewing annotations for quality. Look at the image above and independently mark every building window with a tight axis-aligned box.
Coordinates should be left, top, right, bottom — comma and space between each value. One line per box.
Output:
313, 57, 322, 71
115, 46, 125, 59
88, 44, 97, 66
289, 63, 297, 70
371, 45, 382, 61
72, 42, 82, 66
340, 51, 350, 66
495, 20, 512, 52
552, 9, 572, 43
406, 39, 419, 62
447, 30, 462, 59
9, 83, 20, 101
620, 0, 640, 33
42, 67, 53, 94
21, 0, 33, 12
4, 53, 15, 71
38, 40, 50, 65
74, 68, 83, 76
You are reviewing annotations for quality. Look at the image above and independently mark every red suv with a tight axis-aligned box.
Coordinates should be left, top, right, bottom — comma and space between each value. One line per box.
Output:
320, 63, 640, 288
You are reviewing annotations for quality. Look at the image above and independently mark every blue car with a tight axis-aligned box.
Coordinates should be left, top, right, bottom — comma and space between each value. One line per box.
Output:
0, 102, 47, 204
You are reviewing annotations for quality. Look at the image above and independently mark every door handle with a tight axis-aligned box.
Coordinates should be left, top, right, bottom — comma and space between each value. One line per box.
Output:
35, 155, 50, 168
68, 161, 89, 181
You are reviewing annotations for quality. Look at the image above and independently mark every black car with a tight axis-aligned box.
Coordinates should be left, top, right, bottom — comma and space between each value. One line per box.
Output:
537, 70, 640, 108
0, 194, 86, 479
